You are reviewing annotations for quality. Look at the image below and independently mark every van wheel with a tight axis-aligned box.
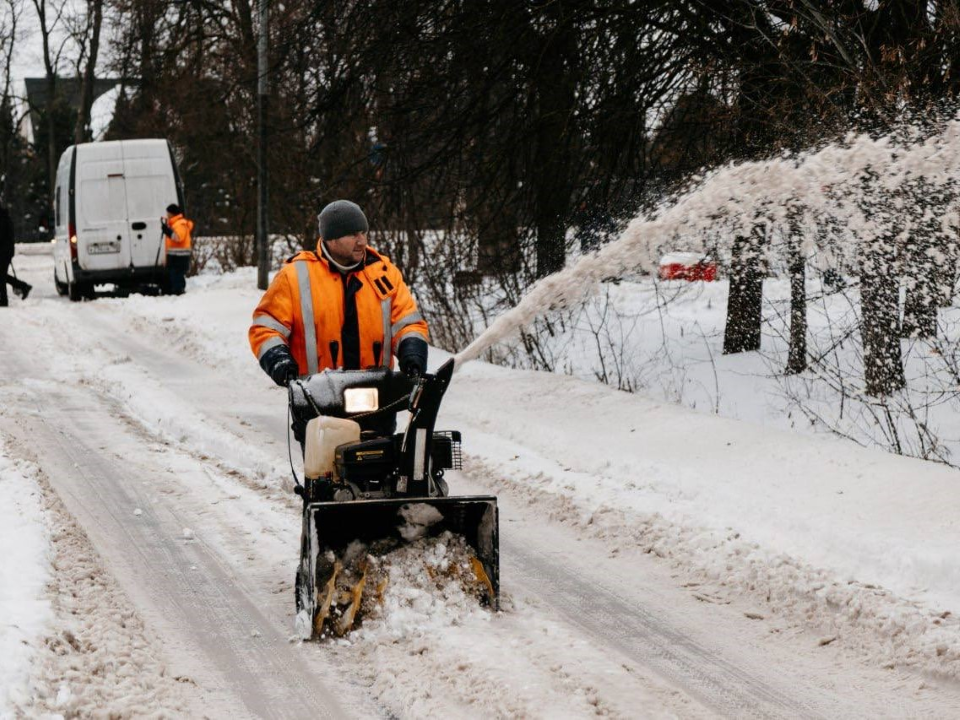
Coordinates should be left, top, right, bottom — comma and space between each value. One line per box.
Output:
67, 279, 87, 302
54, 269, 68, 296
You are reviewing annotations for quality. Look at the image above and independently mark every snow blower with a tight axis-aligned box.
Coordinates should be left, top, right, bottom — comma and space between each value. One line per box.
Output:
289, 358, 499, 640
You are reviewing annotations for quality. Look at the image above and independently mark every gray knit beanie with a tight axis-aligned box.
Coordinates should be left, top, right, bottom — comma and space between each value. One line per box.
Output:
318, 200, 369, 241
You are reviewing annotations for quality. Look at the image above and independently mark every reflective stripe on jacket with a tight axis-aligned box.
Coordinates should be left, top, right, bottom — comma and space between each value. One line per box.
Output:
166, 214, 193, 255
248, 246, 428, 375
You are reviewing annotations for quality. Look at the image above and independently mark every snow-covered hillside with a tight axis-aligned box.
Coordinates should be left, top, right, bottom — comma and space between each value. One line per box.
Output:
3, 247, 960, 717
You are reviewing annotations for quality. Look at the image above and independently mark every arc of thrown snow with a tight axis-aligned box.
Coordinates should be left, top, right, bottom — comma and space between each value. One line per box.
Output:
453, 117, 960, 369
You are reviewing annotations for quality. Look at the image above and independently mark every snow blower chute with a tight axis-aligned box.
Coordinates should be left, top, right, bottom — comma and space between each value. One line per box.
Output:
289, 358, 499, 640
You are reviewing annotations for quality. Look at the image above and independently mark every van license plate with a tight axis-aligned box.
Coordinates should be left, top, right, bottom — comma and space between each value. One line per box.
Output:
88, 242, 120, 255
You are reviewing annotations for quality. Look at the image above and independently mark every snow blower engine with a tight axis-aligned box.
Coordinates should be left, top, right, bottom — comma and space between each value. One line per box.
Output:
288, 358, 499, 639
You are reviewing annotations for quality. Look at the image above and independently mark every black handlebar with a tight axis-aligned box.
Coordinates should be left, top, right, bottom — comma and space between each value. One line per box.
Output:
288, 367, 416, 424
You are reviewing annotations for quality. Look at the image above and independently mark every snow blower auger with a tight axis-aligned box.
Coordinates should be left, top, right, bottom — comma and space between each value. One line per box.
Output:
289, 358, 499, 640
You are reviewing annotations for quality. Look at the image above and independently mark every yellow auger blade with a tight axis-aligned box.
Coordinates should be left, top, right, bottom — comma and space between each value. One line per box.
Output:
335, 562, 368, 636
314, 560, 341, 637
470, 556, 495, 602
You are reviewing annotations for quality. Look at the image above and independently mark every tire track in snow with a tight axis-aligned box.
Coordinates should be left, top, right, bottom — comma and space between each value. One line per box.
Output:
504, 538, 813, 718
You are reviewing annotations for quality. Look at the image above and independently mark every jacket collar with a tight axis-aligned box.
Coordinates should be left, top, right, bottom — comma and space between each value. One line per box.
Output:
169, 213, 193, 230
289, 243, 383, 271
319, 240, 364, 273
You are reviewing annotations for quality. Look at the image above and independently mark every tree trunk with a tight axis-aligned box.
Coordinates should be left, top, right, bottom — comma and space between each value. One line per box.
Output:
901, 218, 939, 339
723, 228, 764, 354
477, 200, 520, 275
935, 225, 959, 308
532, 2, 576, 278
75, 0, 104, 144
0, 3, 18, 203
44, 75, 56, 201
786, 232, 807, 374
901, 269, 938, 339
861, 239, 905, 395
33, 0, 59, 200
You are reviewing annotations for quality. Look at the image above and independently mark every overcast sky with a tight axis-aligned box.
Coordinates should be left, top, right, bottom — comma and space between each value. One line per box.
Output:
7, 0, 114, 85
10, 14, 48, 83
6, 0, 118, 140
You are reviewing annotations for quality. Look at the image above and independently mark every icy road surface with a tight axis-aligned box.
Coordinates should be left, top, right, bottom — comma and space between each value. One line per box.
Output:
2, 249, 960, 717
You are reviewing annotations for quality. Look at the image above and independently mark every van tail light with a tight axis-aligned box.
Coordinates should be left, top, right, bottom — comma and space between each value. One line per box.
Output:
68, 224, 78, 261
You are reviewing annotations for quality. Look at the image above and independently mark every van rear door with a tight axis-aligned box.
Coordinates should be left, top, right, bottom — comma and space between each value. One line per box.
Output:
121, 142, 178, 270
76, 144, 131, 271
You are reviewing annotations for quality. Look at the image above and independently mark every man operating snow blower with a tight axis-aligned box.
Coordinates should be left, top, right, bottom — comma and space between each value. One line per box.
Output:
249, 200, 498, 640
250, 200, 428, 413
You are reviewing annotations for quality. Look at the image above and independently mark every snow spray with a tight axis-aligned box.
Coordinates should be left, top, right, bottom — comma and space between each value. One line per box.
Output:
453, 119, 960, 368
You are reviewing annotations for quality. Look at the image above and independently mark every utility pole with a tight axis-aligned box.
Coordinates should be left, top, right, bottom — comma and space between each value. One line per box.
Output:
256, 0, 269, 290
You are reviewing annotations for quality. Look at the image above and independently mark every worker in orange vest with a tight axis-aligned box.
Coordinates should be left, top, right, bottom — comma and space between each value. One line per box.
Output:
249, 199, 428, 401
161, 203, 193, 295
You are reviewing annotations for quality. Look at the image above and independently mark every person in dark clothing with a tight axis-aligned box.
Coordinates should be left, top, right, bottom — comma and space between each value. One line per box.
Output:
0, 204, 31, 307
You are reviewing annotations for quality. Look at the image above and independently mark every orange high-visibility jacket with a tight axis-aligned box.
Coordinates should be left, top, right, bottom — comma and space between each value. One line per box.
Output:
249, 246, 429, 374
166, 214, 193, 255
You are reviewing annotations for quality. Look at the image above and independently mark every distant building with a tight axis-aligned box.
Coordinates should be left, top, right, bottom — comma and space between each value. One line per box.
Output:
19, 77, 128, 143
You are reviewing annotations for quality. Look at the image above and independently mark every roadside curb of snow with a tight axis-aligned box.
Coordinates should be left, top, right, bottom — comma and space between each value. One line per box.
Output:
5, 447, 188, 717
87, 359, 294, 498
121, 310, 229, 372
460, 452, 960, 682
0, 443, 52, 714
15, 302, 293, 505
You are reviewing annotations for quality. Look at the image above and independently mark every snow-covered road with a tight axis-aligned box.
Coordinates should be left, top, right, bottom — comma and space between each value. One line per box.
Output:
2, 249, 960, 717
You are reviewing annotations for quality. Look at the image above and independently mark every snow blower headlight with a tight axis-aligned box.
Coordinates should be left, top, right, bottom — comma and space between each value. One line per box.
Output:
344, 387, 379, 413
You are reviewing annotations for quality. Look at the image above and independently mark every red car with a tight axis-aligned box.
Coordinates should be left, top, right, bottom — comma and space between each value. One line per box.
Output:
658, 252, 717, 282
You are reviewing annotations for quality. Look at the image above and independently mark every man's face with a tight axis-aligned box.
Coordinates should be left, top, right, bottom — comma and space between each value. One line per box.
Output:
325, 232, 368, 265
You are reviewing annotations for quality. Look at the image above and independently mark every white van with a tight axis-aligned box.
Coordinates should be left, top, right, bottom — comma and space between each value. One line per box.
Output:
52, 139, 185, 301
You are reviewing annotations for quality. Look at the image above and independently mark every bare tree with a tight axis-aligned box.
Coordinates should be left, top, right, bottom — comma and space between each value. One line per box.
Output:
785, 209, 807, 374
861, 235, 906, 396
73, 0, 104, 143
0, 0, 23, 200
723, 226, 765, 355
30, 0, 70, 193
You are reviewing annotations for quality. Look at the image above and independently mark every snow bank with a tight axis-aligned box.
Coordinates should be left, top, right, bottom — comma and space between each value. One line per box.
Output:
13, 242, 53, 256
0, 437, 52, 715
445, 360, 960, 678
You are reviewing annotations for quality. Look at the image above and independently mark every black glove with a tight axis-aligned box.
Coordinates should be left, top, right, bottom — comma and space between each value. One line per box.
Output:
259, 344, 299, 387
398, 336, 428, 378
161, 219, 173, 238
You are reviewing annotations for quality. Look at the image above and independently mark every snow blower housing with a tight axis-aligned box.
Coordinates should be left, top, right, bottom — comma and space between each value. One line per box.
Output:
289, 359, 499, 639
